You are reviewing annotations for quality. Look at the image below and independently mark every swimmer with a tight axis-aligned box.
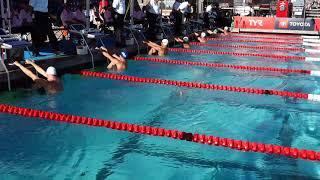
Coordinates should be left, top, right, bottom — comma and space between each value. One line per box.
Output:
12, 60, 63, 94
174, 36, 191, 49
206, 29, 219, 36
217, 26, 229, 35
143, 39, 168, 56
98, 46, 127, 71
191, 32, 207, 43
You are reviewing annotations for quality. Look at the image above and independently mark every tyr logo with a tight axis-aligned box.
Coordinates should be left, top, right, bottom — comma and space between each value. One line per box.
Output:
248, 19, 263, 26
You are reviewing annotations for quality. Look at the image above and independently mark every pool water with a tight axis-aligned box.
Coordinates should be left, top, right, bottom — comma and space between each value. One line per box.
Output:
1, 37, 320, 179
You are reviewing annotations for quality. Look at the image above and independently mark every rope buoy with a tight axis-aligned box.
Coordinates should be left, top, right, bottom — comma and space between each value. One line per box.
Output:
190, 42, 304, 52
78, 70, 320, 102
133, 56, 319, 76
168, 48, 319, 61
0, 103, 319, 162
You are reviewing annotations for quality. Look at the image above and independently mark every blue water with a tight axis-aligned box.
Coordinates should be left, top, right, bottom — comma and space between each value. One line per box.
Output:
1, 37, 320, 179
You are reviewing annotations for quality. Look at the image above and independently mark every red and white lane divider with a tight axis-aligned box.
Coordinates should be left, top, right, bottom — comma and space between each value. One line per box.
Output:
206, 37, 302, 45
133, 57, 320, 76
168, 48, 320, 62
1, 103, 320, 162
78, 70, 320, 102
190, 42, 305, 52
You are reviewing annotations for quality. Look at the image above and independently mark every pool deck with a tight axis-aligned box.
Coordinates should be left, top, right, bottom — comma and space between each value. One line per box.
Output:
0, 45, 147, 91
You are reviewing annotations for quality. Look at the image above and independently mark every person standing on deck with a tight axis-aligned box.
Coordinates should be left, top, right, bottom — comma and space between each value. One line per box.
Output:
112, 0, 125, 47
171, 0, 182, 36
146, 0, 160, 40
176, 0, 192, 35
29, 0, 60, 56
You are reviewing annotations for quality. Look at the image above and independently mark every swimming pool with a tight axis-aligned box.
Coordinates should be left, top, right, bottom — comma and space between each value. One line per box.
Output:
1, 35, 320, 179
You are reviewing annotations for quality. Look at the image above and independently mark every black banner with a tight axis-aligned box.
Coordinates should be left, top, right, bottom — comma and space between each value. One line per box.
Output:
275, 18, 315, 31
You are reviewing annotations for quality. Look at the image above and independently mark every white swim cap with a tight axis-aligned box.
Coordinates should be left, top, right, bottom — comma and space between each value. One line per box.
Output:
162, 39, 169, 46
183, 36, 189, 42
46, 66, 57, 76
201, 32, 206, 38
224, 26, 229, 31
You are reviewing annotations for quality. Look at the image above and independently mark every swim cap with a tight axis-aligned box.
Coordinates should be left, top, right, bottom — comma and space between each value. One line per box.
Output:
183, 36, 189, 42
46, 66, 57, 76
162, 39, 169, 46
120, 51, 128, 59
224, 26, 229, 31
201, 32, 206, 38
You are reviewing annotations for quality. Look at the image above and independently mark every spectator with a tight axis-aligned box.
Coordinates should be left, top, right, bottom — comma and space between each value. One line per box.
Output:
132, 5, 146, 24
103, 6, 113, 26
60, 4, 85, 27
99, 0, 109, 14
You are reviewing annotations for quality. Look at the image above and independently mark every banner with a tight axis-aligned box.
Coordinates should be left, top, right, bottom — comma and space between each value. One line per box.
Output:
234, 16, 320, 32
275, 18, 315, 31
234, 17, 275, 29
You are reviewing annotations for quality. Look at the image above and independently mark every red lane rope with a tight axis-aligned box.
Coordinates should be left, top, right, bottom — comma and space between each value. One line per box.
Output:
78, 70, 309, 101
189, 42, 304, 52
206, 38, 302, 45
1, 103, 319, 162
168, 48, 305, 61
133, 57, 311, 75
227, 34, 302, 41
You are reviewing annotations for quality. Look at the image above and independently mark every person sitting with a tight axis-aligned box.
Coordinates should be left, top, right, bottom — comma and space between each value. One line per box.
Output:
97, 46, 127, 71
12, 60, 63, 94
132, 5, 146, 24
19, 3, 33, 27
60, 4, 86, 28
190, 32, 207, 43
144, 39, 168, 56
174, 36, 190, 49
103, 6, 114, 27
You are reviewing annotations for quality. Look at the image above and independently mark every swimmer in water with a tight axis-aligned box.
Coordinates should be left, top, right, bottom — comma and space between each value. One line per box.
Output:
174, 36, 191, 49
206, 29, 219, 36
191, 32, 207, 43
13, 60, 63, 94
217, 26, 229, 35
143, 39, 168, 56
97, 46, 127, 71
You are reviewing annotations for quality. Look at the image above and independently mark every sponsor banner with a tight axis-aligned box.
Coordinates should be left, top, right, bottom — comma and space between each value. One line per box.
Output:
234, 16, 320, 31
275, 18, 315, 30
234, 16, 275, 29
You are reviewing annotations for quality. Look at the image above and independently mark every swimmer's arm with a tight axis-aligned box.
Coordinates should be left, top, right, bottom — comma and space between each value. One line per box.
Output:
112, 54, 120, 59
13, 61, 39, 81
147, 41, 160, 48
25, 60, 48, 78
107, 62, 115, 69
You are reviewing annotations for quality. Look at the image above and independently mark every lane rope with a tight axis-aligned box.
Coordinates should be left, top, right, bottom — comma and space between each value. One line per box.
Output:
168, 48, 320, 62
78, 70, 320, 102
1, 103, 319, 162
133, 57, 320, 76
206, 38, 302, 45
189, 42, 304, 52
